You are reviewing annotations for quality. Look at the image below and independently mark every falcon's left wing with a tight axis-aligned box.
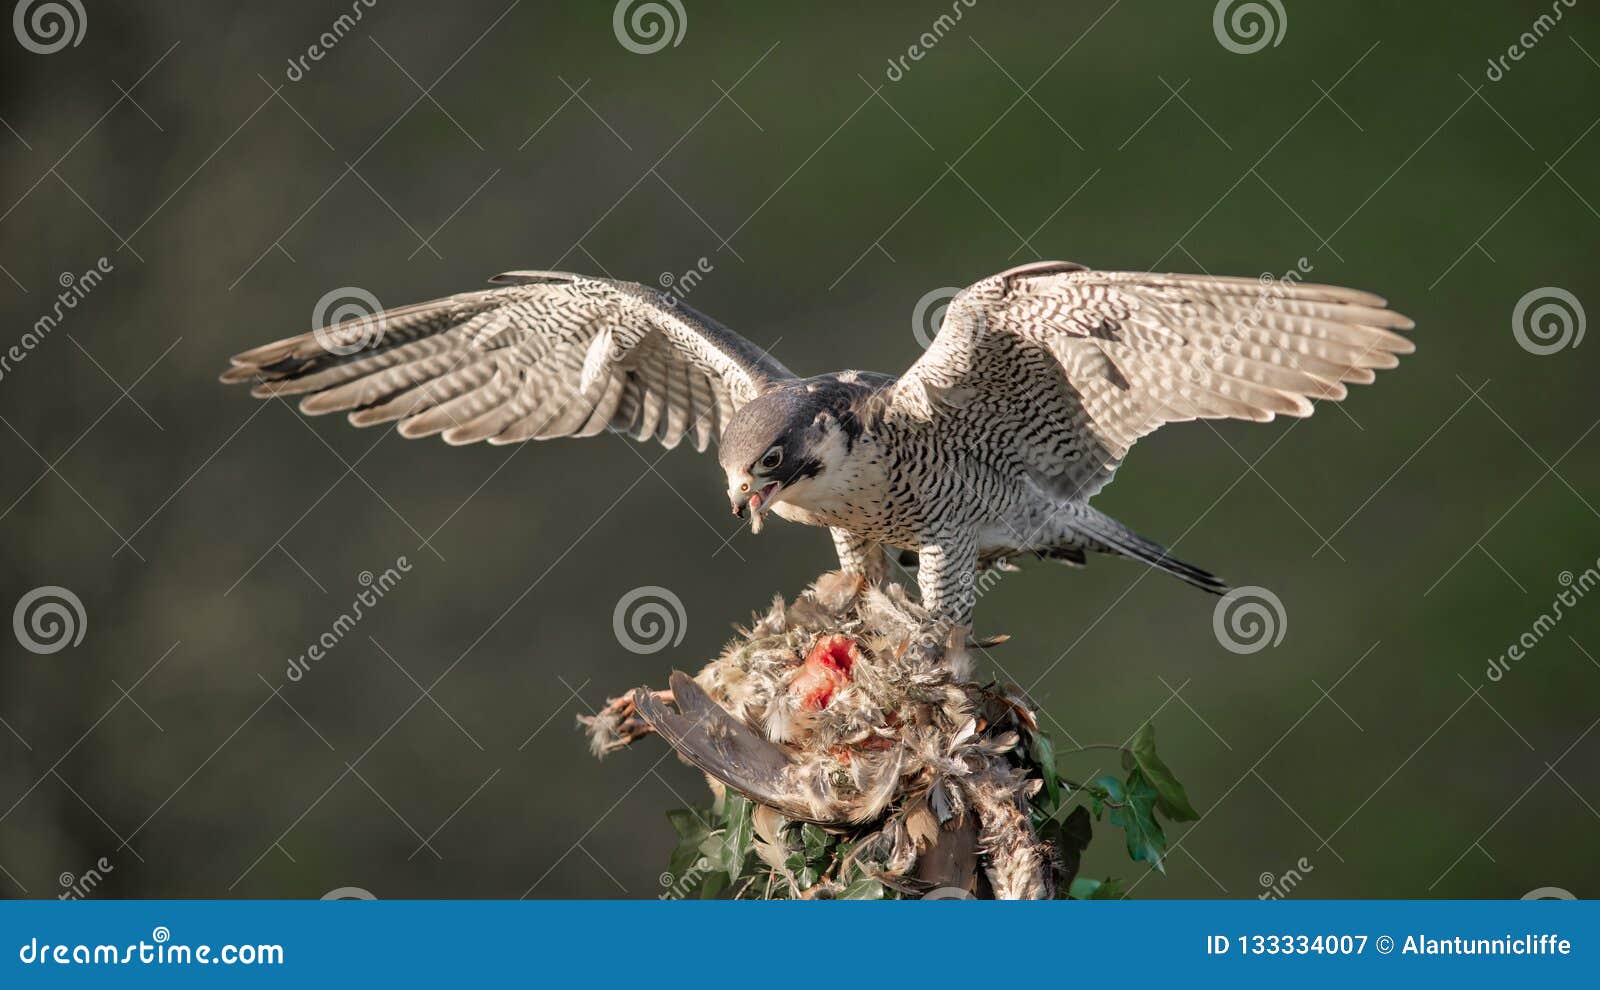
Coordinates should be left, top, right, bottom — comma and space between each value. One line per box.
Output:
890, 261, 1415, 501
221, 270, 794, 450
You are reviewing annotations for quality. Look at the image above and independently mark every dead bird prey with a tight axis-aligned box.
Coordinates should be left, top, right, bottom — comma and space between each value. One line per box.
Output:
584, 571, 1055, 899
221, 262, 1414, 628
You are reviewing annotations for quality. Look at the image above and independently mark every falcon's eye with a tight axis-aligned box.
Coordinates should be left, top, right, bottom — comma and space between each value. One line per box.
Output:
758, 445, 783, 472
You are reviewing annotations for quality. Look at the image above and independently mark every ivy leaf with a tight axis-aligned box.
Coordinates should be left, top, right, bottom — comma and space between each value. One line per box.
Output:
700, 870, 729, 900
1049, 805, 1093, 892
801, 823, 834, 866
665, 808, 712, 882
1068, 876, 1125, 900
1108, 769, 1169, 873
1030, 730, 1061, 811
1129, 723, 1199, 821
840, 876, 885, 900
721, 794, 754, 880
1091, 774, 1124, 821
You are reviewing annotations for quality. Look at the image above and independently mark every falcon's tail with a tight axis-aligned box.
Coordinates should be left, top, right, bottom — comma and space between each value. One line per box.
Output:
1064, 504, 1229, 596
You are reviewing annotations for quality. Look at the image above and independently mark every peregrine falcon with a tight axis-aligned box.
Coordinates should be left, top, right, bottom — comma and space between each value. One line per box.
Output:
221, 261, 1413, 629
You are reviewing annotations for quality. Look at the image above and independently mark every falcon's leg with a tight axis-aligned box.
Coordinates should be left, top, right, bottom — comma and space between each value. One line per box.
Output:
829, 527, 890, 585
915, 535, 979, 630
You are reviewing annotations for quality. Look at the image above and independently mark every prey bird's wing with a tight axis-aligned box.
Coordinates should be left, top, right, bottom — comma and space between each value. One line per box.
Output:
220, 271, 795, 450
890, 261, 1415, 500
634, 672, 899, 826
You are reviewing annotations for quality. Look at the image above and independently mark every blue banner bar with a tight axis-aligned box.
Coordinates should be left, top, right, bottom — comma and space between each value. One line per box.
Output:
2, 900, 1590, 987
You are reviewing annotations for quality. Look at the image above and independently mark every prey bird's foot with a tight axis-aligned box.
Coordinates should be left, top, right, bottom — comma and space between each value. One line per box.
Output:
579, 689, 675, 756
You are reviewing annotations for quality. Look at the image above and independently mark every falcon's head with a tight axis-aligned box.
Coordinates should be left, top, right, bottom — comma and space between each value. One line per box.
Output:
719, 382, 854, 533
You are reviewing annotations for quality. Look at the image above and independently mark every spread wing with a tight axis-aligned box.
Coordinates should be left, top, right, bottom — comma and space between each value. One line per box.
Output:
220, 271, 795, 450
890, 261, 1415, 500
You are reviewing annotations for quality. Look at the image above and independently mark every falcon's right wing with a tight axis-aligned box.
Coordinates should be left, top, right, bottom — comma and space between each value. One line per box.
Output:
221, 270, 795, 450
890, 261, 1415, 502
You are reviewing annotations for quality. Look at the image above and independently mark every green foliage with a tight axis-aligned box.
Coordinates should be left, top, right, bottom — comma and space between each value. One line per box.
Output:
663, 714, 1199, 899
1128, 723, 1200, 822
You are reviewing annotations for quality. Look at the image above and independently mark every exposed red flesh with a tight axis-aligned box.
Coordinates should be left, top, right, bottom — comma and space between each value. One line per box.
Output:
791, 633, 861, 711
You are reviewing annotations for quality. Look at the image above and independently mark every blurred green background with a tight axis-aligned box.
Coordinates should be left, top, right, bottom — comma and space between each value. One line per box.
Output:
1, 0, 1596, 899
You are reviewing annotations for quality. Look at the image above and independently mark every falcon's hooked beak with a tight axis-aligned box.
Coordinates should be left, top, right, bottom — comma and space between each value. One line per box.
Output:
729, 477, 783, 534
